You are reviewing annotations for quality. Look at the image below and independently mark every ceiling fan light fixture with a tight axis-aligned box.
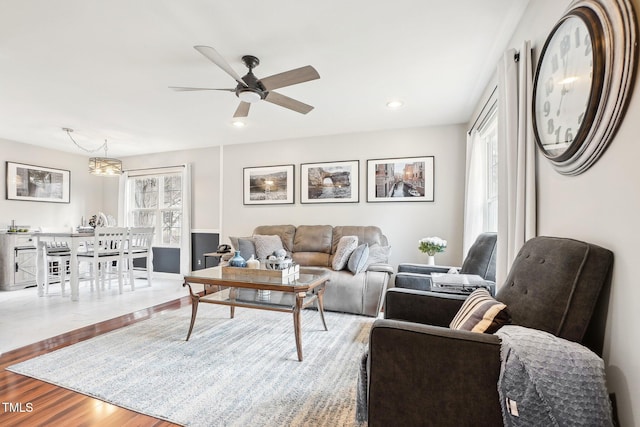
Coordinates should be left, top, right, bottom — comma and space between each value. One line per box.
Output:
238, 89, 262, 103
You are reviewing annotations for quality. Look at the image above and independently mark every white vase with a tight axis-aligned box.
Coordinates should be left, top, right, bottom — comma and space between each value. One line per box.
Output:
427, 255, 435, 266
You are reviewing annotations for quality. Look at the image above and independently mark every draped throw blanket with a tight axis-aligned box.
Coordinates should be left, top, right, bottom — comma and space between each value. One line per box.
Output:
496, 325, 612, 426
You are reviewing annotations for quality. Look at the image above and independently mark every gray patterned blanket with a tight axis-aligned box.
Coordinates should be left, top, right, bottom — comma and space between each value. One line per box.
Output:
496, 325, 613, 426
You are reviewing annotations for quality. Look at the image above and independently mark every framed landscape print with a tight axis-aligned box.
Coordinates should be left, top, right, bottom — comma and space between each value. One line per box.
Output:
6, 161, 71, 203
243, 164, 295, 205
300, 160, 359, 204
366, 156, 434, 202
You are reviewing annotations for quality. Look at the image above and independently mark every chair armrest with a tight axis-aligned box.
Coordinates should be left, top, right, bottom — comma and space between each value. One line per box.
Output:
367, 319, 503, 426
384, 288, 467, 327
397, 263, 460, 275
366, 263, 394, 274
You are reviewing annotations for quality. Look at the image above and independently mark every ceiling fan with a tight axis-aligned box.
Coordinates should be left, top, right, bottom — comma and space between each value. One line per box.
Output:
170, 46, 320, 118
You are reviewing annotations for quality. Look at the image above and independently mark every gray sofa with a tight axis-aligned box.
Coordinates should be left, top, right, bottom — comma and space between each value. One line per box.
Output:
230, 224, 393, 317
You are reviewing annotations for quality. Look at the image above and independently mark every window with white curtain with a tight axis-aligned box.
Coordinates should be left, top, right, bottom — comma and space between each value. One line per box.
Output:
128, 173, 182, 247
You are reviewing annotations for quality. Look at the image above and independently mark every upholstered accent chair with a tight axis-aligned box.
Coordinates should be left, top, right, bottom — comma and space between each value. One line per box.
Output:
395, 232, 497, 294
364, 236, 613, 426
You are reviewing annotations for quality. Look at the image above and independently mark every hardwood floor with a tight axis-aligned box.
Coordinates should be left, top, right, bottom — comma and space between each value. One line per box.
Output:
0, 296, 193, 426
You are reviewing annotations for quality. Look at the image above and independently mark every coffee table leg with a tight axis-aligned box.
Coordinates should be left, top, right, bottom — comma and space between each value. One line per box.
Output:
293, 293, 304, 361
230, 287, 236, 319
185, 295, 200, 341
317, 285, 328, 331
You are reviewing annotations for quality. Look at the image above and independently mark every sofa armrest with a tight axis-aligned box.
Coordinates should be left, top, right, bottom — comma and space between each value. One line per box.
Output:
367, 319, 503, 427
366, 263, 394, 274
397, 263, 459, 275
384, 288, 467, 327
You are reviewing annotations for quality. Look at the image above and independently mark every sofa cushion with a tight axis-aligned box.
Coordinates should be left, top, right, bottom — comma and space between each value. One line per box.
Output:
332, 236, 359, 270
332, 226, 386, 254
252, 225, 296, 252
450, 288, 510, 334
253, 235, 285, 260
293, 225, 333, 253
348, 243, 369, 275
292, 252, 331, 267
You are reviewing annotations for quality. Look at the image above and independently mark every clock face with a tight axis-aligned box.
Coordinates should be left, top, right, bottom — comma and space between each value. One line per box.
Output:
533, 15, 595, 159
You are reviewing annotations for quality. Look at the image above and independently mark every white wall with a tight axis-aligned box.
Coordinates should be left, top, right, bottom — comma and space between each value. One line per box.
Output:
103, 146, 222, 231
0, 138, 104, 230
220, 125, 467, 268
497, 0, 638, 424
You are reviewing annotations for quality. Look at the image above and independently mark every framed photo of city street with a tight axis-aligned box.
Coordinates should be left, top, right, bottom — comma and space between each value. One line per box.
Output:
366, 156, 434, 202
300, 160, 359, 204
243, 164, 295, 205
6, 161, 70, 203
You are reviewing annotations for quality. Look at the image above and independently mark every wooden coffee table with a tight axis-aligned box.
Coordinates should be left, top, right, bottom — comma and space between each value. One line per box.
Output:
183, 266, 330, 361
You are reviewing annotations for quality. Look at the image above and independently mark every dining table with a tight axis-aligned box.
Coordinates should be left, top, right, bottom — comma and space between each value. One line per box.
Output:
33, 231, 94, 301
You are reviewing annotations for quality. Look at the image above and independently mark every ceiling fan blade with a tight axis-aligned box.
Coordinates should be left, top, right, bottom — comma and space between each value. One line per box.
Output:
194, 45, 248, 88
169, 86, 235, 92
259, 66, 320, 91
264, 91, 314, 114
234, 102, 251, 118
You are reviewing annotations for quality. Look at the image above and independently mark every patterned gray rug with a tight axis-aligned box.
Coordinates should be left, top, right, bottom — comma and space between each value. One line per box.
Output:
8, 304, 373, 426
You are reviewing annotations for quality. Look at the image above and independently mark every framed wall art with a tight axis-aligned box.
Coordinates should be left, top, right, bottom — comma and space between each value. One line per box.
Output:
300, 160, 359, 204
6, 161, 71, 203
366, 156, 434, 202
243, 164, 295, 205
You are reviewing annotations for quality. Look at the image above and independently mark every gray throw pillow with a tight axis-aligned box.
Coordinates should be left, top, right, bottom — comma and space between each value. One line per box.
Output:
347, 243, 369, 275
332, 236, 358, 271
237, 238, 256, 261
253, 234, 285, 260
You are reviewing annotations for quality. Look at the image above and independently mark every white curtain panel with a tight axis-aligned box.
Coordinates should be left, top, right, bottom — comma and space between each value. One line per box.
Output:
117, 171, 129, 227
496, 41, 537, 285
463, 130, 487, 255
180, 163, 192, 275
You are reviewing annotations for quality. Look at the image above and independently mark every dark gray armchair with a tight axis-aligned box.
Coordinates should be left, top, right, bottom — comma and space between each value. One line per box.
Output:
364, 236, 613, 427
395, 232, 497, 294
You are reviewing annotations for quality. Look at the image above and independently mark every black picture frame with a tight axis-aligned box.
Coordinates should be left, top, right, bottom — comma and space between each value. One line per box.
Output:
300, 160, 359, 204
366, 156, 434, 202
243, 164, 295, 205
6, 161, 71, 203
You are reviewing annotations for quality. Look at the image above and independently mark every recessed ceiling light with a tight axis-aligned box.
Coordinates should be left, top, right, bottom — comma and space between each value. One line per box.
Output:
386, 100, 404, 109
231, 120, 245, 128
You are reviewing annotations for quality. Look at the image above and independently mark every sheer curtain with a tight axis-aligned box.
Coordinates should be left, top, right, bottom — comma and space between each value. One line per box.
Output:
463, 130, 487, 255
496, 41, 537, 284
180, 164, 192, 276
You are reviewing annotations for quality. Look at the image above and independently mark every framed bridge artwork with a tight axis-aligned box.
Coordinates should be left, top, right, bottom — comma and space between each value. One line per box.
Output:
367, 156, 434, 202
300, 160, 359, 204
243, 164, 295, 205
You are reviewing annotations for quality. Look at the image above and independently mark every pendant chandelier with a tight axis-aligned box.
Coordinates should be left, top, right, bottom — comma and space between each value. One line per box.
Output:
63, 127, 122, 176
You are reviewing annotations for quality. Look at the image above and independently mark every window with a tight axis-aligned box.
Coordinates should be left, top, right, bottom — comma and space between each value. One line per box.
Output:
128, 173, 182, 246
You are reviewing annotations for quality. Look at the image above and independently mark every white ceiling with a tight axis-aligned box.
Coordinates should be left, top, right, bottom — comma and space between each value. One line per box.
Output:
0, 0, 530, 157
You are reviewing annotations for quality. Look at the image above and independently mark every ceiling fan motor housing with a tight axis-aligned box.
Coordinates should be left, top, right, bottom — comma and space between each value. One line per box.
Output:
236, 65, 267, 102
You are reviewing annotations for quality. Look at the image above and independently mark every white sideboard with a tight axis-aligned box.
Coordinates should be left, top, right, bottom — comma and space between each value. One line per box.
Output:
0, 233, 37, 291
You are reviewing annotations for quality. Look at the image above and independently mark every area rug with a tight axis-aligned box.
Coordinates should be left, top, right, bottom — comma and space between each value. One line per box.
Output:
7, 304, 373, 426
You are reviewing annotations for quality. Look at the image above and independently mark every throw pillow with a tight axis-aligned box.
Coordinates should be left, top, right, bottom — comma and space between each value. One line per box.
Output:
253, 234, 285, 260
449, 289, 511, 334
332, 236, 359, 271
347, 243, 369, 275
363, 244, 391, 269
237, 237, 256, 261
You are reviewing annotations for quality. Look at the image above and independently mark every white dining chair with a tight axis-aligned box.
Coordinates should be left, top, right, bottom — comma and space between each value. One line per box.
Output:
77, 227, 127, 296
43, 241, 71, 296
124, 227, 154, 290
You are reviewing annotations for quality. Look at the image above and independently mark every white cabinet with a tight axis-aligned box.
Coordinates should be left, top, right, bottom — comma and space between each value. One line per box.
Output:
0, 233, 37, 291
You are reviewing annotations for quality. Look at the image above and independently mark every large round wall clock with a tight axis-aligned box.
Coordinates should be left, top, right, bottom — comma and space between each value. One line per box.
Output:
532, 0, 637, 176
